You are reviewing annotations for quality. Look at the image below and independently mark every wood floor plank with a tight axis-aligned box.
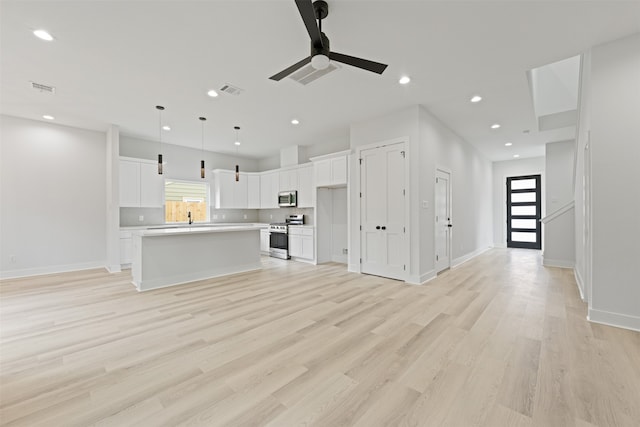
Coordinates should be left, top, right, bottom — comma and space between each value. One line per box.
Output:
0, 249, 638, 426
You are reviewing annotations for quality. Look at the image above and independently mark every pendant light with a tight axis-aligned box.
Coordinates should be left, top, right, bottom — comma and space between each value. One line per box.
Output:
234, 126, 241, 182
156, 105, 165, 174
199, 116, 206, 179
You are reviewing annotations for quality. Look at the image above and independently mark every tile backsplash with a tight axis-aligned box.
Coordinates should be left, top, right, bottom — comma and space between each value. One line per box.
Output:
120, 207, 259, 226
258, 208, 314, 225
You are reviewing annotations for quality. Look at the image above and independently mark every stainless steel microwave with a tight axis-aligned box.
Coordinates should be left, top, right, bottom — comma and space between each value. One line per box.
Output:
278, 191, 297, 207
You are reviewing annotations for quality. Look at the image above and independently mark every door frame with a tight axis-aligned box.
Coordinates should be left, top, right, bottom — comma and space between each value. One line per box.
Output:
506, 174, 542, 249
501, 171, 544, 247
353, 137, 411, 281
435, 166, 452, 272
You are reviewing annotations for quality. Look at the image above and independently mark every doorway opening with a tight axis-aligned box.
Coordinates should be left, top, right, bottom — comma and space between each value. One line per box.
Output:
506, 174, 541, 249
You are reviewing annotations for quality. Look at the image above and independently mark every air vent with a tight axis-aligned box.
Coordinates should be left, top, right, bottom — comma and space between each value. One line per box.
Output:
219, 83, 244, 96
30, 81, 56, 93
289, 62, 340, 85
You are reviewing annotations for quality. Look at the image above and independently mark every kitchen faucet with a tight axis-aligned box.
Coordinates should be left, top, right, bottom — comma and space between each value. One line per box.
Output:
187, 211, 192, 225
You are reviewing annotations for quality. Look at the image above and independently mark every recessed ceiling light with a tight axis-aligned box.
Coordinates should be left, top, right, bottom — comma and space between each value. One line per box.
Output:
207, 90, 218, 97
399, 76, 411, 85
513, 154, 520, 158
470, 95, 482, 103
505, 142, 513, 146
234, 141, 241, 146
291, 119, 300, 125
491, 123, 501, 129
33, 29, 53, 41
42, 115, 54, 120
162, 125, 171, 131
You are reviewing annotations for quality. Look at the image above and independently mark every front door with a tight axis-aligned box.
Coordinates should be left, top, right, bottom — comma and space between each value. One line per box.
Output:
435, 169, 452, 272
360, 142, 406, 280
506, 174, 542, 249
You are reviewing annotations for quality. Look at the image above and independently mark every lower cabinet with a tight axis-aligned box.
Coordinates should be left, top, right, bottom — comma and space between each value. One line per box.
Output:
260, 229, 270, 254
288, 227, 314, 261
120, 231, 133, 265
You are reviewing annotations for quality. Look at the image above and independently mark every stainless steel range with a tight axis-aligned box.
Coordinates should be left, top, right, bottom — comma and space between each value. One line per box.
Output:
269, 214, 304, 259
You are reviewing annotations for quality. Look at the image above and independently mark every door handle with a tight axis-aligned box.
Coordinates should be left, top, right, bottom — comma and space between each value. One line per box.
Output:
447, 224, 453, 227
376, 226, 381, 230
381, 226, 386, 230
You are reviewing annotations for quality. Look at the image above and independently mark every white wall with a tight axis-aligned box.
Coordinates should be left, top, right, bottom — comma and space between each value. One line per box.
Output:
1, 115, 107, 278
492, 157, 545, 247
349, 105, 492, 283
574, 51, 592, 302
543, 140, 575, 268
588, 33, 640, 330
430, 109, 493, 264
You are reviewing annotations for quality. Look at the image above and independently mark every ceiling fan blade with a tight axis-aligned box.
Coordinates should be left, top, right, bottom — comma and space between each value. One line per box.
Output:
269, 56, 312, 81
329, 52, 388, 74
295, 0, 323, 47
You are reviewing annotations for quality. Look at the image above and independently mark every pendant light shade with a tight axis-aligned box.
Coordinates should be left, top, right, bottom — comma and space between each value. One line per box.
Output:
156, 105, 165, 174
234, 126, 240, 182
199, 117, 206, 179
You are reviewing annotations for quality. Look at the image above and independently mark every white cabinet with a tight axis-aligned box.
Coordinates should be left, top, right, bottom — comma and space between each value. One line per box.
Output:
119, 230, 133, 265
119, 161, 140, 207
279, 168, 298, 192
297, 164, 314, 207
260, 172, 279, 209
213, 170, 247, 209
260, 229, 270, 254
288, 227, 314, 261
119, 158, 164, 208
312, 152, 348, 188
247, 174, 261, 209
140, 163, 164, 207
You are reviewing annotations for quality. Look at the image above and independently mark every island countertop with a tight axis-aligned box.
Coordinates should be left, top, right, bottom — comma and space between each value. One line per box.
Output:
134, 223, 268, 237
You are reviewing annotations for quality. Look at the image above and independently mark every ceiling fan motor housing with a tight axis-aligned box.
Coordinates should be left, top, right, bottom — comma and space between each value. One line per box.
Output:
313, 0, 328, 20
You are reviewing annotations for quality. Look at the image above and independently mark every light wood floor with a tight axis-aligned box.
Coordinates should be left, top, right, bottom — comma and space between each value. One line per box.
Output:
1, 249, 639, 426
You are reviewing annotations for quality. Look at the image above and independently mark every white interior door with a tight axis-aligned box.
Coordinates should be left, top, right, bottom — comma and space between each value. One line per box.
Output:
360, 143, 406, 280
435, 169, 451, 272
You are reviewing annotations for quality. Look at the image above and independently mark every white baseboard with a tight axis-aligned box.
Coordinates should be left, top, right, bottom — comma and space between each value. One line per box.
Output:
0, 261, 107, 280
493, 242, 507, 248
106, 264, 122, 273
588, 308, 640, 332
542, 257, 575, 269
406, 270, 436, 285
574, 268, 586, 302
452, 246, 491, 269
348, 263, 360, 273
331, 254, 348, 264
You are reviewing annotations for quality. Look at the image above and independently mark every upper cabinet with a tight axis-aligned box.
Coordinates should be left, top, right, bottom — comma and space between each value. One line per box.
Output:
213, 170, 248, 209
296, 164, 314, 208
279, 168, 298, 192
260, 171, 280, 209
311, 150, 350, 188
247, 174, 261, 209
119, 158, 163, 208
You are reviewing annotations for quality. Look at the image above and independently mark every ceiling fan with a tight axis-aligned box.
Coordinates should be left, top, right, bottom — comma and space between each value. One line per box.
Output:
269, 0, 388, 81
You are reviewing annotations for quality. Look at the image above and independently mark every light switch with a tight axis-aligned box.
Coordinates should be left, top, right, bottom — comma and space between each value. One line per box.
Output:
138, 215, 144, 221
422, 201, 429, 209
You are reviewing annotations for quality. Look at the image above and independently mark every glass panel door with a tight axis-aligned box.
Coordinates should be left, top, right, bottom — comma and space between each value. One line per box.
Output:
506, 174, 541, 249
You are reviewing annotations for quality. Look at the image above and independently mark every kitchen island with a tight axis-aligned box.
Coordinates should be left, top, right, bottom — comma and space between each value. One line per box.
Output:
131, 224, 267, 291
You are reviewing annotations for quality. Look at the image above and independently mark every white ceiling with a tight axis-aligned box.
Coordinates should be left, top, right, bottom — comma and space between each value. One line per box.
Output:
2, 1, 639, 162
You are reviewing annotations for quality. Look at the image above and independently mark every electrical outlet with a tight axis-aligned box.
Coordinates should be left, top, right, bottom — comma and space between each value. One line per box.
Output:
222, 214, 226, 219
243, 214, 247, 219
342, 248, 348, 254
138, 215, 144, 222
213, 214, 218, 220
10, 255, 16, 263
422, 201, 429, 209
270, 214, 273, 219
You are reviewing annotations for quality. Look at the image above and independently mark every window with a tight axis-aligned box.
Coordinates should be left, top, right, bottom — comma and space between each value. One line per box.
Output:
165, 181, 209, 223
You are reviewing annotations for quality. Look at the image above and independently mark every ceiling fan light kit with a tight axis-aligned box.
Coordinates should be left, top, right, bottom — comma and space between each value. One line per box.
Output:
270, 0, 388, 81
